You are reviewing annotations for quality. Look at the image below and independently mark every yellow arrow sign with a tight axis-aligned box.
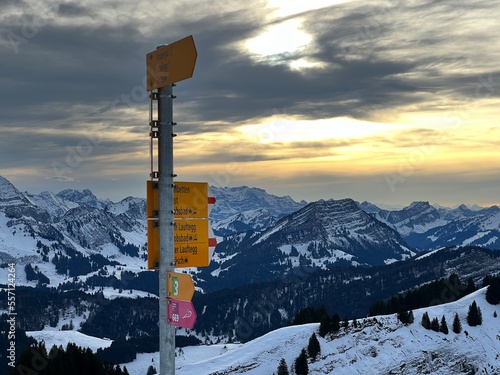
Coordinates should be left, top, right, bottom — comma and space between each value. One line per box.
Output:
173, 219, 210, 268
148, 218, 216, 269
146, 35, 198, 91
167, 272, 195, 301
174, 182, 209, 219
147, 181, 214, 219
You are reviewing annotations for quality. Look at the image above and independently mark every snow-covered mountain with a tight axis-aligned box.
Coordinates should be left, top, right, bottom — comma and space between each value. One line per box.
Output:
0, 176, 147, 290
370, 201, 500, 250
209, 185, 307, 221
0, 176, 307, 290
211, 208, 278, 236
199, 198, 415, 291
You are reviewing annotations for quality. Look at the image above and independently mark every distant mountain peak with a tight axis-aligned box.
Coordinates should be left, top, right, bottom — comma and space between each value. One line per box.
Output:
456, 203, 471, 212
0, 175, 30, 207
209, 185, 306, 221
56, 188, 109, 209
408, 201, 431, 209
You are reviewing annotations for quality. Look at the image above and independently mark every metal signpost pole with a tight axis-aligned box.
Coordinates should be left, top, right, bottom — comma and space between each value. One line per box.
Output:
158, 82, 175, 375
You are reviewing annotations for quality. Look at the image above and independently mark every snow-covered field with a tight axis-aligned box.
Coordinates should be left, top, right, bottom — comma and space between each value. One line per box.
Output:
26, 287, 500, 374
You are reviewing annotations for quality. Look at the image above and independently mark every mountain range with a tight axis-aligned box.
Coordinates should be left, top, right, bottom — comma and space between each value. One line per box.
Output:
1, 175, 500, 293
1, 175, 500, 373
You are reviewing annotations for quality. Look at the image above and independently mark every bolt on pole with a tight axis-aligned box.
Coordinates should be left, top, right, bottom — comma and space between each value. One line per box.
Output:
158, 83, 175, 375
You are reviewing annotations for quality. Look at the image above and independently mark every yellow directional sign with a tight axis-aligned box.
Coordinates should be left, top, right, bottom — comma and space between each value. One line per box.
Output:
146, 35, 198, 91
167, 272, 195, 301
174, 181, 208, 218
174, 219, 210, 268
147, 181, 214, 219
148, 218, 214, 269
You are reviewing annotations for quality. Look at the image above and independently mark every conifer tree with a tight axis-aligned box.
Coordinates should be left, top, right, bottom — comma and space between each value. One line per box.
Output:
430, 317, 440, 332
319, 314, 331, 337
421, 312, 431, 330
452, 313, 462, 334
408, 310, 414, 324
439, 315, 449, 334
277, 358, 289, 375
467, 300, 483, 326
307, 333, 321, 361
294, 349, 309, 375
485, 278, 500, 305
397, 308, 409, 324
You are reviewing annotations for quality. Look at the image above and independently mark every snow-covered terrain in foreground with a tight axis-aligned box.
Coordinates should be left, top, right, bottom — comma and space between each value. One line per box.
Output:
27, 288, 500, 374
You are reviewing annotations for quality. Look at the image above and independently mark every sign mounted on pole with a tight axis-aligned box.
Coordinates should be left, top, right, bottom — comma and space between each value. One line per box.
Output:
174, 181, 210, 219
168, 298, 197, 329
173, 219, 216, 268
167, 272, 195, 301
147, 209, 218, 269
146, 35, 198, 91
147, 180, 216, 219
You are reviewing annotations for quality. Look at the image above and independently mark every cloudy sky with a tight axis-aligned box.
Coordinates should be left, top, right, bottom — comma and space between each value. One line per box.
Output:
1, 0, 500, 207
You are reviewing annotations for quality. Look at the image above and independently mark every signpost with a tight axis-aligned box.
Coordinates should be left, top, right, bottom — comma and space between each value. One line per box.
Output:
146, 35, 214, 375
146, 35, 198, 91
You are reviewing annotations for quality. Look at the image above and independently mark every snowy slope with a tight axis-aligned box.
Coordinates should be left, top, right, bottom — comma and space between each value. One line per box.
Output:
26, 330, 113, 352
120, 287, 499, 374
23, 287, 499, 374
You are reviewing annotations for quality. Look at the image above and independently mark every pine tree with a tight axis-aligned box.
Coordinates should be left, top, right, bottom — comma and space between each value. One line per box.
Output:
397, 308, 410, 324
307, 333, 320, 361
277, 358, 289, 375
421, 312, 431, 330
146, 365, 157, 375
319, 314, 331, 337
485, 278, 500, 305
439, 315, 449, 334
294, 349, 308, 375
452, 313, 462, 334
430, 317, 440, 332
467, 300, 483, 326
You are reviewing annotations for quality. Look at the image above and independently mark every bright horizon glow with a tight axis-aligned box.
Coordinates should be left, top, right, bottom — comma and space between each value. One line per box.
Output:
237, 117, 409, 144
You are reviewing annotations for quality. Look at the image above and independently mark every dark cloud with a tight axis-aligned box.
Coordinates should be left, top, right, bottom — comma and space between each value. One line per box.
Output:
0, 0, 499, 204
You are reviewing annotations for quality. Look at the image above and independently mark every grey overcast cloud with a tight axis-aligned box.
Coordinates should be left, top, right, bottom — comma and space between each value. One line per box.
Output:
1, 0, 500, 207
